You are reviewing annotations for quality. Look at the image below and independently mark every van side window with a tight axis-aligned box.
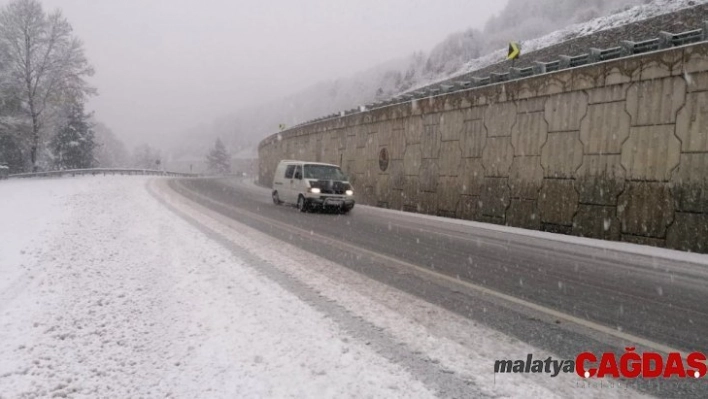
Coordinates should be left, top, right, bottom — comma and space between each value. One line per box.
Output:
284, 165, 295, 179
294, 165, 302, 180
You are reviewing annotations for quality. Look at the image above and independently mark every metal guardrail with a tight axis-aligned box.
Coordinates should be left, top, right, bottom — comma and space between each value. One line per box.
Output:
621, 38, 661, 55
589, 46, 625, 62
7, 168, 198, 179
272, 20, 708, 137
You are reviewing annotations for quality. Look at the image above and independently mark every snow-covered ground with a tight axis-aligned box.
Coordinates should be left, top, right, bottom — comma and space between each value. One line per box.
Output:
0, 176, 649, 398
0, 177, 433, 398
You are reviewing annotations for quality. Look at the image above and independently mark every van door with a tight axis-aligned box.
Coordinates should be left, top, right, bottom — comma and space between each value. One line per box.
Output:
283, 164, 296, 203
291, 165, 303, 202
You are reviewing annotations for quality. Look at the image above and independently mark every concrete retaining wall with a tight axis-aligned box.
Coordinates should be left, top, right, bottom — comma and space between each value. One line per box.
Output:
259, 43, 708, 253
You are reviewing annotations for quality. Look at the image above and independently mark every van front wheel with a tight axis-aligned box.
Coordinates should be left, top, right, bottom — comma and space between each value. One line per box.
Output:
272, 191, 282, 205
297, 195, 309, 213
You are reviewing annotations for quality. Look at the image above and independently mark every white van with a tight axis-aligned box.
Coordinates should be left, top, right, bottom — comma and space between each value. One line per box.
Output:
272, 160, 355, 213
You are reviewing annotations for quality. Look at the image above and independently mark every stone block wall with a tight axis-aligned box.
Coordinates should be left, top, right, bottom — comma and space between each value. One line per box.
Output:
259, 42, 708, 253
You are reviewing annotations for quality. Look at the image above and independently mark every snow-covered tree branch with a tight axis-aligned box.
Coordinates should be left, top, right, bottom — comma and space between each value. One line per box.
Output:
0, 0, 94, 171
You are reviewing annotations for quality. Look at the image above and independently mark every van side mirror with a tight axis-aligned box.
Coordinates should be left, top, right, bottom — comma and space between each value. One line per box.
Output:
294, 171, 302, 180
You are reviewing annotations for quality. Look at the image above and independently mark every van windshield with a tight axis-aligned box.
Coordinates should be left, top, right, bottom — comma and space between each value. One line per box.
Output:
304, 164, 347, 180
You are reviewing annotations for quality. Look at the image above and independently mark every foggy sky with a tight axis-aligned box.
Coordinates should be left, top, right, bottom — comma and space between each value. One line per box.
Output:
36, 0, 507, 147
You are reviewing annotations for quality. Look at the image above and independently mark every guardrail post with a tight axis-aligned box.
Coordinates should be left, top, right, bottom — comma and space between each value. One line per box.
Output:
509, 67, 522, 79
659, 31, 674, 49
559, 55, 572, 70
620, 40, 636, 55
589, 48, 602, 63
532, 61, 546, 75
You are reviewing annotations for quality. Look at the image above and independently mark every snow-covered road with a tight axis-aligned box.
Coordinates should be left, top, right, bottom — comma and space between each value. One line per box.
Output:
0, 177, 648, 398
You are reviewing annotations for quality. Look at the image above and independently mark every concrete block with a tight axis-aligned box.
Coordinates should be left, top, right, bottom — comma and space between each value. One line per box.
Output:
375, 174, 391, 204
576, 154, 625, 206
621, 125, 680, 182
605, 58, 642, 86
389, 189, 404, 211
587, 84, 629, 104
516, 98, 546, 114
389, 160, 405, 190
573, 67, 605, 91
402, 178, 419, 208
456, 195, 480, 221
482, 137, 514, 177
541, 223, 573, 235
683, 42, 708, 75
580, 102, 630, 155
356, 126, 368, 148
509, 156, 543, 200
541, 132, 584, 179
505, 79, 537, 100
507, 199, 541, 230
405, 116, 423, 144
676, 91, 708, 152
360, 185, 376, 206
667, 212, 708, 253
572, 205, 620, 241
671, 153, 708, 213
539, 179, 579, 226
363, 159, 378, 184
438, 141, 462, 177
545, 92, 588, 132
684, 71, 708, 92
537, 72, 572, 96
484, 101, 517, 137
618, 182, 674, 238
626, 77, 686, 126
377, 121, 392, 147
403, 144, 421, 176
478, 215, 506, 226
463, 106, 485, 121
389, 128, 406, 160
421, 124, 441, 159
365, 133, 378, 160
440, 110, 464, 141
353, 147, 367, 174
640, 48, 683, 80
459, 158, 485, 196
479, 177, 510, 219
460, 119, 486, 158
438, 177, 461, 212
621, 235, 666, 248
512, 112, 548, 156
419, 159, 439, 193
418, 191, 439, 215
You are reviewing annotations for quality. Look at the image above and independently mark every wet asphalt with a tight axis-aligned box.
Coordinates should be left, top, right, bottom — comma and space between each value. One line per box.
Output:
168, 177, 708, 398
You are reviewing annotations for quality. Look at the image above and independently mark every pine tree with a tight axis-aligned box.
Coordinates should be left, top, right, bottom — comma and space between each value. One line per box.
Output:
206, 138, 231, 175
51, 102, 96, 170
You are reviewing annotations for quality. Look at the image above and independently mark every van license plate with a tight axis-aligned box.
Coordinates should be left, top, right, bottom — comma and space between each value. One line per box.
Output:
327, 200, 343, 206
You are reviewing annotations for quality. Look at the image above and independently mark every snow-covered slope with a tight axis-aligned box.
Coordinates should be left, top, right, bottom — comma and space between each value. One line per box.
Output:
406, 0, 708, 92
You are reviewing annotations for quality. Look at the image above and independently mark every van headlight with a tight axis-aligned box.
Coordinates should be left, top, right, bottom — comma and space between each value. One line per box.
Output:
309, 187, 321, 194
346, 190, 354, 196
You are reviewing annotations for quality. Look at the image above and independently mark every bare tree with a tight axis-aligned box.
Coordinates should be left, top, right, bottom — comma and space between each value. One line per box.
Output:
0, 0, 94, 171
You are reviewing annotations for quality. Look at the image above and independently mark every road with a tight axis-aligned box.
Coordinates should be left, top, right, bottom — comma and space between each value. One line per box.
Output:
167, 177, 708, 398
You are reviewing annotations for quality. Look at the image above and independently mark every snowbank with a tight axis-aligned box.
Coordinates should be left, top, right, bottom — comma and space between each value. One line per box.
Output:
0, 177, 433, 398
